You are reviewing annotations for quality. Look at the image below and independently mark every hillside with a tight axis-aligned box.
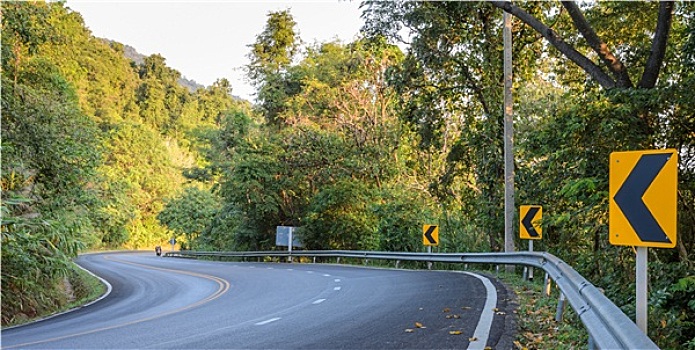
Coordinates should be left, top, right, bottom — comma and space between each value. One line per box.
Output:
105, 39, 205, 93
1, 1, 252, 325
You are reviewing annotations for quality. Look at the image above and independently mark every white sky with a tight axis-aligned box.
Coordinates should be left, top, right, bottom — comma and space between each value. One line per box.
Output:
65, 1, 365, 101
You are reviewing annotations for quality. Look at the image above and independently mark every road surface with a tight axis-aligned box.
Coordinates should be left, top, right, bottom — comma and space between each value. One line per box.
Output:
2, 252, 516, 349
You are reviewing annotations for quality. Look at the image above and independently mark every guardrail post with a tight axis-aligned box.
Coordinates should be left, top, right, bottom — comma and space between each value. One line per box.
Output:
396, 260, 400, 269
555, 292, 566, 322
545, 273, 552, 297
496, 265, 500, 277
523, 266, 528, 280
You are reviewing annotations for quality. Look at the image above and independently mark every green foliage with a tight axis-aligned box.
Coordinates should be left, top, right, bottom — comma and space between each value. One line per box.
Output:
157, 187, 221, 249
248, 10, 299, 79
3, 2, 693, 347
373, 186, 435, 253
1, 195, 84, 324
247, 10, 300, 124
301, 180, 379, 250
1, 1, 243, 324
361, 2, 695, 347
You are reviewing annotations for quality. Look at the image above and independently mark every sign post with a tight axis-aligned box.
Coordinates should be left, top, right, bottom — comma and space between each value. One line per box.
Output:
609, 149, 677, 334
169, 237, 176, 252
636, 247, 648, 331
288, 226, 294, 263
520, 205, 542, 281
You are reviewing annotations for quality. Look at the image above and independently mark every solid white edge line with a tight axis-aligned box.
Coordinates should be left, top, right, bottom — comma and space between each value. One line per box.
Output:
460, 271, 497, 350
255, 317, 281, 326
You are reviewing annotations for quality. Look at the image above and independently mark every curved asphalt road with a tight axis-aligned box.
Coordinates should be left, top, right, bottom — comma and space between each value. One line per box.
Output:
2, 252, 516, 349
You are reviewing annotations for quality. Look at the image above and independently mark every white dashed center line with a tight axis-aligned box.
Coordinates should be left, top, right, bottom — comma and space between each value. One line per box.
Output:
312, 299, 326, 305
255, 317, 281, 326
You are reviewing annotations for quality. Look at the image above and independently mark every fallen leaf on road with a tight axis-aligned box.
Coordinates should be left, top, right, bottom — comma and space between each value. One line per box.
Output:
415, 322, 425, 328
449, 330, 462, 335
443, 307, 451, 313
405, 329, 414, 333
469, 336, 478, 341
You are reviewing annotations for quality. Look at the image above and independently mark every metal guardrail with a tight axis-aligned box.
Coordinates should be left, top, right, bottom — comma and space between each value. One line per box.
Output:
165, 249, 659, 349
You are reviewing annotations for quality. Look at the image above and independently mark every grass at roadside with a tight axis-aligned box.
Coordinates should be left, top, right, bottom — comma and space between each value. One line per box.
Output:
4, 262, 106, 327
497, 271, 588, 349
64, 262, 107, 310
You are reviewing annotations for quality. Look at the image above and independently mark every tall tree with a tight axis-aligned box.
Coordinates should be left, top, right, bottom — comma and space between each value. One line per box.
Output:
247, 10, 300, 124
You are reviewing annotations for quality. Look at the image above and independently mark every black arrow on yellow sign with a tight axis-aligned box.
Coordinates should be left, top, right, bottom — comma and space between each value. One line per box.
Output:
613, 153, 672, 244
521, 207, 541, 238
423, 225, 438, 245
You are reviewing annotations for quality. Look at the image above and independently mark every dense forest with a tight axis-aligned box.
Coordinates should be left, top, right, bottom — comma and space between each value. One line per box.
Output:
2, 1, 694, 347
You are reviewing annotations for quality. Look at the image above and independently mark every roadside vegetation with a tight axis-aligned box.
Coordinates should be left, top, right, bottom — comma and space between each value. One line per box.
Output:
2, 2, 693, 347
497, 272, 587, 350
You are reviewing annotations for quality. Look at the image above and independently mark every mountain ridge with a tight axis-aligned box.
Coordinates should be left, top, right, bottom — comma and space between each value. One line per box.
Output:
104, 38, 245, 101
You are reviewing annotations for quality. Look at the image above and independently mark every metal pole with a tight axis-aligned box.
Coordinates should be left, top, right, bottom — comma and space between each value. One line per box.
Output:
555, 292, 566, 322
636, 247, 648, 333
528, 240, 534, 281
427, 246, 432, 270
503, 6, 515, 271
288, 227, 293, 263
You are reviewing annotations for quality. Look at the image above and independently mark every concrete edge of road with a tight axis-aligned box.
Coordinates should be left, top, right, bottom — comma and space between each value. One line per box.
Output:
453, 271, 518, 350
460, 271, 497, 350
2, 259, 113, 331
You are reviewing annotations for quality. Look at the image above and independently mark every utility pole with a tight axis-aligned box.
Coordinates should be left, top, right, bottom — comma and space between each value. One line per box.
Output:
503, 8, 516, 264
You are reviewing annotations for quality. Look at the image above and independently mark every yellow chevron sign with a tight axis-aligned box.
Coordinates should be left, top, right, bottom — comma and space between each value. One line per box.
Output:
423, 225, 439, 246
609, 149, 677, 248
520, 205, 542, 240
